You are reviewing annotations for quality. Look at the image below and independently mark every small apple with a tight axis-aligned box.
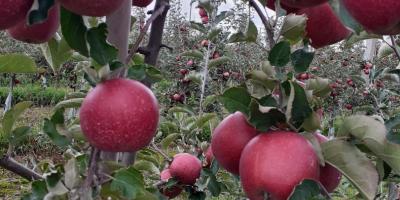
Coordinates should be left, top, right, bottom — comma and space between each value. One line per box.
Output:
235, 48, 239, 52
223, 72, 229, 77
366, 62, 372, 68
213, 52, 219, 59
179, 26, 187, 31
201, 40, 208, 47
343, 85, 348, 90
172, 94, 180, 101
160, 169, 183, 199
188, 60, 194, 66
199, 9, 207, 17
201, 16, 208, 24
312, 67, 318, 71
132, 0, 153, 7
176, 57, 180, 61
195, 44, 199, 49
337, 79, 343, 84
346, 78, 351, 83
240, 131, 319, 200
364, 69, 370, 75
331, 84, 338, 89
300, 73, 308, 79
14, 79, 20, 85
59, 0, 124, 17
204, 147, 213, 168
362, 91, 368, 95
0, 0, 34, 30
342, 62, 348, 66
80, 78, 159, 152
179, 69, 187, 75
346, 104, 352, 110
169, 153, 202, 185
348, 81, 353, 86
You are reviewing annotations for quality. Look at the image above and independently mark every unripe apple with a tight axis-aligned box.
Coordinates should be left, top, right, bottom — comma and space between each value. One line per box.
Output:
7, 3, 60, 44
280, 0, 329, 8
160, 169, 183, 199
188, 60, 194, 66
240, 131, 319, 200
169, 153, 202, 185
211, 112, 260, 175
204, 147, 213, 168
58, 0, 124, 17
199, 9, 207, 17
80, 78, 159, 152
0, 0, 34, 30
311, 133, 342, 193
296, 3, 350, 49
201, 16, 208, 24
132, 0, 153, 7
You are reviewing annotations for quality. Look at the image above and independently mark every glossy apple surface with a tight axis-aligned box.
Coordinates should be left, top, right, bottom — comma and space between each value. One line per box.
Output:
160, 169, 183, 199
211, 112, 260, 175
7, 3, 60, 44
80, 78, 159, 152
341, 0, 400, 35
240, 131, 319, 200
169, 153, 202, 185
58, 0, 124, 17
296, 3, 350, 49
0, 0, 34, 30
281, 0, 329, 8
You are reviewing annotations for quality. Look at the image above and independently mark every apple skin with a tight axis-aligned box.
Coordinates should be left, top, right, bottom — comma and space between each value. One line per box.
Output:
296, 3, 351, 49
57, 0, 124, 17
132, 0, 154, 8
7, 3, 60, 44
160, 169, 183, 199
341, 0, 400, 35
280, 0, 329, 8
0, 0, 34, 30
204, 147, 213, 168
240, 131, 320, 200
79, 78, 159, 152
311, 133, 342, 193
169, 153, 202, 185
199, 9, 207, 17
211, 112, 260, 175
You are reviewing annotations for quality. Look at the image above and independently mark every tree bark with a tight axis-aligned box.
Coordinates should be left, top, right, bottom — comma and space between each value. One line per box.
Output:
0, 155, 43, 181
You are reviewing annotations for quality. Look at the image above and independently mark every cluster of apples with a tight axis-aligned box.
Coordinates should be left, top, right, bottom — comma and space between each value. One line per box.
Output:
211, 112, 342, 199
0, 0, 153, 44
198, 5, 209, 24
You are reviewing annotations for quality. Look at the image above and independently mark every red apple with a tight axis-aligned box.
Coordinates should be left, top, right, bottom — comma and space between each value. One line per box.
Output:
312, 67, 318, 71
223, 72, 229, 77
211, 112, 260, 175
201, 40, 208, 47
199, 9, 207, 17
0, 0, 33, 30
79, 78, 159, 152
172, 94, 180, 101
58, 0, 124, 17
311, 133, 342, 193
363, 91, 368, 95
169, 153, 202, 185
346, 104, 352, 110
160, 169, 183, 199
366, 63, 372, 68
213, 52, 219, 59
176, 57, 180, 61
342, 62, 348, 66
7, 3, 60, 44
343, 85, 348, 90
188, 60, 194, 66
132, 0, 153, 7
14, 79, 20, 85
341, 0, 400, 35
300, 73, 308, 79
331, 84, 338, 89
346, 78, 351, 83
364, 69, 370, 75
240, 131, 319, 200
337, 79, 343, 84
179, 69, 187, 75
296, 3, 351, 49
204, 147, 213, 168
179, 26, 187, 31
280, 0, 329, 8
201, 16, 208, 24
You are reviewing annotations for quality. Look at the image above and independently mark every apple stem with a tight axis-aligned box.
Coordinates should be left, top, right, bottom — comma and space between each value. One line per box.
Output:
318, 181, 333, 199
79, 146, 101, 200
389, 36, 400, 61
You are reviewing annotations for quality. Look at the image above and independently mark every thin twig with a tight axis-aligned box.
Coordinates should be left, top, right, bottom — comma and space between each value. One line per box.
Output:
151, 141, 170, 160
79, 147, 101, 200
318, 182, 334, 199
390, 36, 400, 61
153, 180, 166, 187
248, 0, 275, 48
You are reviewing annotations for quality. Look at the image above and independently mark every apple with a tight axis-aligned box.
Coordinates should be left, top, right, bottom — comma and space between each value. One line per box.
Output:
343, 85, 348, 90
296, 3, 350, 49
240, 131, 319, 200
300, 73, 308, 79
223, 72, 229, 77
312, 67, 318, 71
179, 69, 187, 75
169, 153, 202, 185
341, 0, 400, 35
337, 79, 343, 84
311, 133, 342, 193
234, 48, 239, 52
172, 94, 180, 101
14, 79, 20, 85
199, 9, 207, 17
331, 84, 338, 89
266, 0, 298, 14
176, 57, 180, 61
348, 81, 353, 86
201, 16, 208, 24
377, 82, 384, 88
346, 78, 351, 83
80, 78, 159, 152
0, 0, 34, 30
346, 104, 352, 110
179, 26, 187, 31
366, 62, 372, 68
363, 91, 368, 95
195, 44, 199, 49
211, 112, 260, 175
132, 0, 153, 7
203, 147, 213, 168
343, 62, 348, 66
213, 52, 219, 59
201, 40, 208, 47
7, 3, 60, 44
364, 69, 370, 75
58, 0, 124, 17
160, 169, 183, 199
280, 0, 329, 8
182, 77, 190, 83
188, 60, 194, 66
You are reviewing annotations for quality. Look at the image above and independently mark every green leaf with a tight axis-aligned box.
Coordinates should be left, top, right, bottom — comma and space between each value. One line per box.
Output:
104, 161, 124, 171
288, 179, 320, 200
268, 40, 291, 67
209, 56, 230, 69
321, 139, 378, 200
353, 105, 376, 113
54, 98, 84, 110
9, 126, 31, 146
144, 66, 163, 84
280, 13, 307, 43
201, 169, 221, 197
2, 101, 33, 139
131, 53, 144, 64
300, 132, 324, 166
349, 75, 367, 85
214, 11, 234, 24
110, 166, 146, 199
41, 37, 73, 72
58, 37, 73, 55
305, 77, 333, 98
22, 180, 48, 200
257, 94, 278, 107
60, 6, 89, 57
136, 152, 160, 168
65, 92, 87, 100
135, 161, 160, 175
328, 0, 363, 34
184, 21, 207, 33
0, 54, 43, 73
291, 45, 315, 74
161, 133, 180, 149
64, 157, 81, 189
303, 112, 321, 133
378, 39, 395, 60
27, 0, 55, 25
284, 81, 312, 129
181, 50, 204, 60
207, 27, 222, 41
168, 105, 196, 115
100, 184, 124, 199
228, 20, 258, 43
203, 95, 216, 108
86, 23, 119, 67
43, 118, 71, 147
249, 99, 286, 132
188, 191, 206, 200
196, 113, 217, 128
344, 31, 382, 49
145, 188, 169, 200
128, 64, 147, 81
217, 87, 252, 116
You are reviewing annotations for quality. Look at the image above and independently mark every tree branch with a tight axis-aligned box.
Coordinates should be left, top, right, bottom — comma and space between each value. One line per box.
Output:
0, 155, 43, 181
248, 0, 275, 49
390, 36, 400, 61
79, 147, 101, 200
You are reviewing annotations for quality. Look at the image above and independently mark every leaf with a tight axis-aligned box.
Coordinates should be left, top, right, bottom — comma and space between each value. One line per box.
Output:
2, 101, 33, 138
9, 126, 31, 146
217, 87, 252, 116
54, 98, 84, 110
184, 21, 206, 33
209, 56, 230, 69
0, 54, 43, 73
378, 40, 395, 60
288, 179, 320, 200
41, 37, 73, 72
303, 112, 321, 133
26, 0, 55, 25
300, 132, 324, 166
321, 140, 378, 200
110, 166, 146, 199
65, 92, 87, 100
328, 0, 363, 34
201, 169, 221, 197
202, 95, 216, 108
280, 14, 307, 43
43, 118, 71, 147
249, 99, 286, 132
198, 0, 214, 15
349, 75, 367, 84
60, 6, 89, 57
284, 81, 312, 129
100, 184, 124, 199
268, 40, 291, 67
290, 45, 315, 74
135, 161, 160, 175
344, 31, 382, 49
136, 152, 160, 168
353, 105, 376, 113
337, 116, 400, 175
64, 157, 81, 189
168, 105, 196, 115
305, 77, 333, 98
128, 64, 147, 81
86, 23, 119, 66
145, 66, 163, 84
161, 133, 180, 149
131, 54, 144, 64
228, 20, 258, 43
181, 50, 204, 60
207, 27, 222, 41
214, 11, 234, 24
22, 180, 48, 200
196, 113, 217, 128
